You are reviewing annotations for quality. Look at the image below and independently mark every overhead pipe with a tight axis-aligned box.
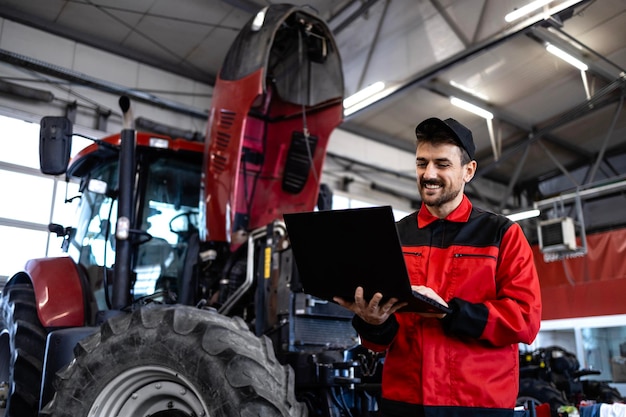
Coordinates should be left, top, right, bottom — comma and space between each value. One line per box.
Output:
0, 48, 209, 120
0, 79, 54, 102
534, 176, 626, 209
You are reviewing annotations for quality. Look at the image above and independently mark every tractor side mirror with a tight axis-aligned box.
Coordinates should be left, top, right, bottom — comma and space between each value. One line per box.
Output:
40, 116, 73, 175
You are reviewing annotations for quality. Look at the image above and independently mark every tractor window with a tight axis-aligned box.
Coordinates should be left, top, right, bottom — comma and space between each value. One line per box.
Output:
65, 149, 202, 308
68, 163, 118, 270
132, 155, 201, 301
82, 193, 116, 268
61, 162, 118, 310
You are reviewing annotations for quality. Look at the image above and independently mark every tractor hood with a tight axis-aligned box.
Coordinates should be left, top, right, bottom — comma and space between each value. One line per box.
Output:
219, 4, 344, 107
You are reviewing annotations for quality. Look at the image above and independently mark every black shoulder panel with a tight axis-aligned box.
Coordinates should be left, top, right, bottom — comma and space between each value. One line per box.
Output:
396, 207, 514, 249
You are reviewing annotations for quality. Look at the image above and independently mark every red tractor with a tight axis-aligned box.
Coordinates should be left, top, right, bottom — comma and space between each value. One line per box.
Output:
1, 5, 378, 416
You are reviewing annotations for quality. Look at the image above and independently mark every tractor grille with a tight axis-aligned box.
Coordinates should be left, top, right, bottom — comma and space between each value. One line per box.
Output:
282, 132, 318, 194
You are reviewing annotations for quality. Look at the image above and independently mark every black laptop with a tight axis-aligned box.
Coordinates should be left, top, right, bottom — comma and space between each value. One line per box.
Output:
283, 206, 452, 314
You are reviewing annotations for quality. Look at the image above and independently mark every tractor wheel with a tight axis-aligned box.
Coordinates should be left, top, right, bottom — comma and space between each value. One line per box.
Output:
40, 304, 306, 417
517, 378, 569, 417
0, 281, 48, 417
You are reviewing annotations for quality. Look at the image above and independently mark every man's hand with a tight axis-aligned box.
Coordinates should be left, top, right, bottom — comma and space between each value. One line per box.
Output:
334, 286, 407, 325
412, 285, 448, 319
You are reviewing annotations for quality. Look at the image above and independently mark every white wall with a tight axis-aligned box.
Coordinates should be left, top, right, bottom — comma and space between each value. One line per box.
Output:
325, 128, 417, 213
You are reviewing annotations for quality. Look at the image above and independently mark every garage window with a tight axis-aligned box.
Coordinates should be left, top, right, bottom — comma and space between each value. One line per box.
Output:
0, 115, 84, 279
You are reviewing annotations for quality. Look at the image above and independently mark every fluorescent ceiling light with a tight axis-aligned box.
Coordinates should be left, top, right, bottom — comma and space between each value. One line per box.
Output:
344, 82, 385, 109
546, 44, 588, 71
505, 0, 554, 22
450, 97, 494, 120
506, 209, 541, 222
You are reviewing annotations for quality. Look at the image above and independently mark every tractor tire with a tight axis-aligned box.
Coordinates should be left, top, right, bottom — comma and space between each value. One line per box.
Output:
517, 378, 569, 417
40, 304, 307, 417
0, 281, 48, 417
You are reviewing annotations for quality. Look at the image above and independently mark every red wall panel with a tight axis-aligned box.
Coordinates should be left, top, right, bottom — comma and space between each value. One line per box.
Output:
532, 228, 626, 320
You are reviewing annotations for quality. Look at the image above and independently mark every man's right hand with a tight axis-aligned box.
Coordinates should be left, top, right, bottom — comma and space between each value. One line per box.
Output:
334, 286, 407, 325
411, 285, 448, 319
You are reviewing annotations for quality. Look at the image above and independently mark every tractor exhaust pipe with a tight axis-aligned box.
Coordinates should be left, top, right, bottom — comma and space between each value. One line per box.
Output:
112, 96, 135, 309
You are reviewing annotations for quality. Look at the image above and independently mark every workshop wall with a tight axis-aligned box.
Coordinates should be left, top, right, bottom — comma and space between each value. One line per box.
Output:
534, 228, 626, 320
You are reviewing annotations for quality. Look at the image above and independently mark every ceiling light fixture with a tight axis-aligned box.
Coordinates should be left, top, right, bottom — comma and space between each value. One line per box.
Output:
450, 97, 494, 120
344, 82, 385, 109
504, 0, 554, 22
505, 209, 541, 222
546, 44, 588, 71
343, 81, 386, 116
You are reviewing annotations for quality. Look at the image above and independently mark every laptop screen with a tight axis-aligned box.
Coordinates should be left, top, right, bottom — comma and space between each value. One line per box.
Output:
284, 206, 452, 314
284, 206, 413, 303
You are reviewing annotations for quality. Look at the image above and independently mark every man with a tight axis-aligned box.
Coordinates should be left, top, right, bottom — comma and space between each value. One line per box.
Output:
334, 117, 542, 417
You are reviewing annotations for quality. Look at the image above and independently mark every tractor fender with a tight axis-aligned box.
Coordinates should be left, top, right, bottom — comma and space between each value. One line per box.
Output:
20, 257, 86, 327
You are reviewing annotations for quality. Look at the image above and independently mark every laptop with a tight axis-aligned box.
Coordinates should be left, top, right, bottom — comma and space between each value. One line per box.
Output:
283, 206, 452, 314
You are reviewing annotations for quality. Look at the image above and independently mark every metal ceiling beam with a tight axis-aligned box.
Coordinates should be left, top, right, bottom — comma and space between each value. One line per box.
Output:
430, 0, 470, 47
537, 140, 580, 187
425, 79, 597, 163
344, 0, 595, 120
538, 136, 617, 181
588, 95, 624, 183
357, 0, 390, 90
330, 0, 381, 34
465, 182, 507, 212
479, 78, 626, 179
347, 2, 588, 116
497, 144, 531, 212
343, 72, 622, 203
426, 76, 625, 185
471, 0, 490, 44
534, 139, 626, 186
337, 0, 618, 200
425, 79, 527, 130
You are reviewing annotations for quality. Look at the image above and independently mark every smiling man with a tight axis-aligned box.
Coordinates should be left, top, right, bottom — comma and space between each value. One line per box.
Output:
335, 117, 542, 417
415, 118, 476, 218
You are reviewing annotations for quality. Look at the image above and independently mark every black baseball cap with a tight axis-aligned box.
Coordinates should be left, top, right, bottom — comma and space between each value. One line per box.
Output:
415, 117, 475, 161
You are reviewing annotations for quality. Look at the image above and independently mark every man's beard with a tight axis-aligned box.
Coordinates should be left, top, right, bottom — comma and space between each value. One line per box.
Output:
418, 179, 462, 208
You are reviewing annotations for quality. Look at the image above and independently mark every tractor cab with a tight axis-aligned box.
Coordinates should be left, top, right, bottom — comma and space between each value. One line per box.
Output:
44, 127, 204, 311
